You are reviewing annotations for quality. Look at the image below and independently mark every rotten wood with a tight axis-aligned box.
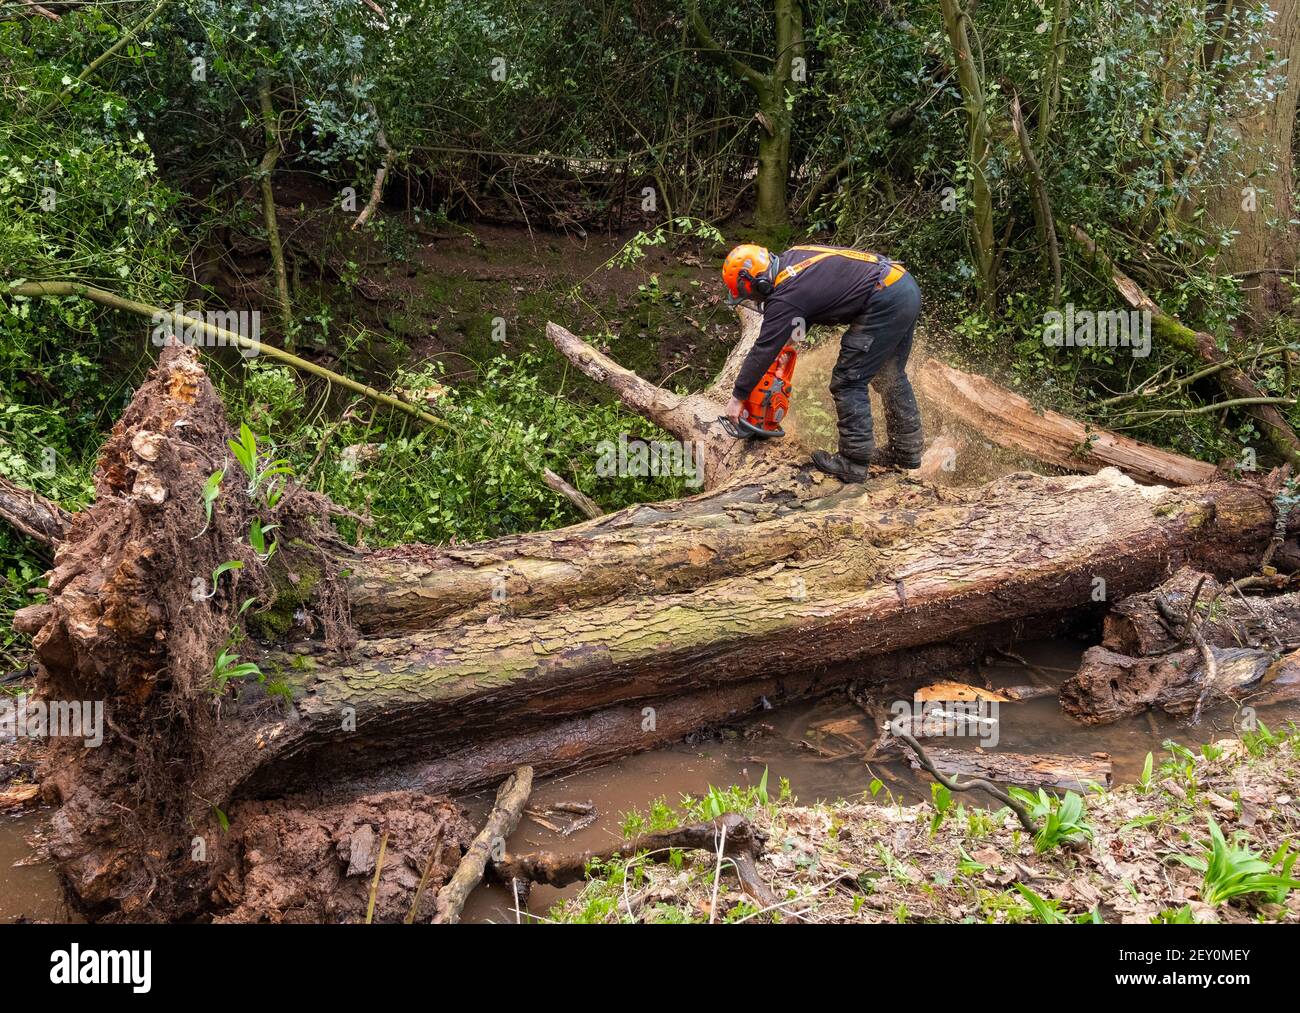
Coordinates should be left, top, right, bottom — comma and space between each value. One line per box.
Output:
1061, 567, 1300, 723
0, 474, 70, 546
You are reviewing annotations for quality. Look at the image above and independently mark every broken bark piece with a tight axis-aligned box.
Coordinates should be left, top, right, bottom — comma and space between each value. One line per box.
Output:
903, 746, 1113, 792
914, 681, 1011, 703
915, 358, 1219, 486
432, 765, 533, 924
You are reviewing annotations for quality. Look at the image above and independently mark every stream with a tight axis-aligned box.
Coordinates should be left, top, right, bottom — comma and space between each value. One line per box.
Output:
3, 638, 1296, 923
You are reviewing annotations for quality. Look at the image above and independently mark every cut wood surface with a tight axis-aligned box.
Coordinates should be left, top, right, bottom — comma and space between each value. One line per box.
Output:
915, 358, 1218, 486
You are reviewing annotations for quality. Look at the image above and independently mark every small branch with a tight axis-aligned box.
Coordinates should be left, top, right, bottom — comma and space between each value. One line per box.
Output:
1068, 223, 1300, 466
353, 104, 394, 231
258, 73, 293, 343
1121, 397, 1297, 419
68, 0, 170, 90
1010, 92, 1061, 304
686, 0, 768, 94
432, 765, 533, 924
542, 468, 602, 519
19, 0, 60, 20
892, 731, 1039, 836
6, 281, 451, 430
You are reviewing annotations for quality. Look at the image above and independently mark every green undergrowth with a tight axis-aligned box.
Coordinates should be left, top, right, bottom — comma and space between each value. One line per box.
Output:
221, 351, 688, 547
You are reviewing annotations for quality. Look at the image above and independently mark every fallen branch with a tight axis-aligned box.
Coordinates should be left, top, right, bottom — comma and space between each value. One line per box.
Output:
492, 812, 766, 888
1068, 224, 1300, 467
5, 281, 450, 430
542, 467, 602, 519
18, 0, 60, 20
432, 765, 533, 924
901, 744, 1113, 793
67, 0, 170, 91
892, 732, 1039, 835
492, 810, 787, 918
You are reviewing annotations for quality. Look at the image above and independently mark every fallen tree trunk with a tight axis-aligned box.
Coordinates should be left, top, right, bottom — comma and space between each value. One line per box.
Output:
18, 318, 1293, 921
914, 358, 1219, 486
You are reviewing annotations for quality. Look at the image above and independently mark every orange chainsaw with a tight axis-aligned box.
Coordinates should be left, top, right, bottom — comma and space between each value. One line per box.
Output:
720, 345, 797, 439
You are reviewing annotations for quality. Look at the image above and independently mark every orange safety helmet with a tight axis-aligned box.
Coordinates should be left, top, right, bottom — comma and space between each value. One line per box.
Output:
721, 243, 779, 305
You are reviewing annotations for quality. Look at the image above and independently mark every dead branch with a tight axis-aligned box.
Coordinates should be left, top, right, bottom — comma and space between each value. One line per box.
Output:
432, 765, 533, 924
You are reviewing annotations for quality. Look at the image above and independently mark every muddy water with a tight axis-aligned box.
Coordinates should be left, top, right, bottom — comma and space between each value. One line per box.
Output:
2, 639, 1296, 923
0, 809, 76, 923
459, 638, 1300, 923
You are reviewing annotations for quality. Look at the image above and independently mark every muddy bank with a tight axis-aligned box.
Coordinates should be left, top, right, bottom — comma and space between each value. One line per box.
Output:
550, 728, 1300, 924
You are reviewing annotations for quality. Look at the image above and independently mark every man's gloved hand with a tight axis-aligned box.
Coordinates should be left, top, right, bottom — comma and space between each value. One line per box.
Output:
725, 396, 743, 426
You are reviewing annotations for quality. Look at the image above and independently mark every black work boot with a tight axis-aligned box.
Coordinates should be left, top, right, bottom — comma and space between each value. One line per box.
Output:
812, 449, 870, 483
869, 443, 923, 470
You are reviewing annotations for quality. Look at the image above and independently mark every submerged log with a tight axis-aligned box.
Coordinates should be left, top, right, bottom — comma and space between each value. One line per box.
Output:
18, 319, 1292, 921
902, 746, 1114, 792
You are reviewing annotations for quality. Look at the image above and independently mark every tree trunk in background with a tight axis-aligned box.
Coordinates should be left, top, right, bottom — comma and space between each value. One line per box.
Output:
939, 0, 997, 313
1201, 1, 1300, 328
689, 0, 801, 237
